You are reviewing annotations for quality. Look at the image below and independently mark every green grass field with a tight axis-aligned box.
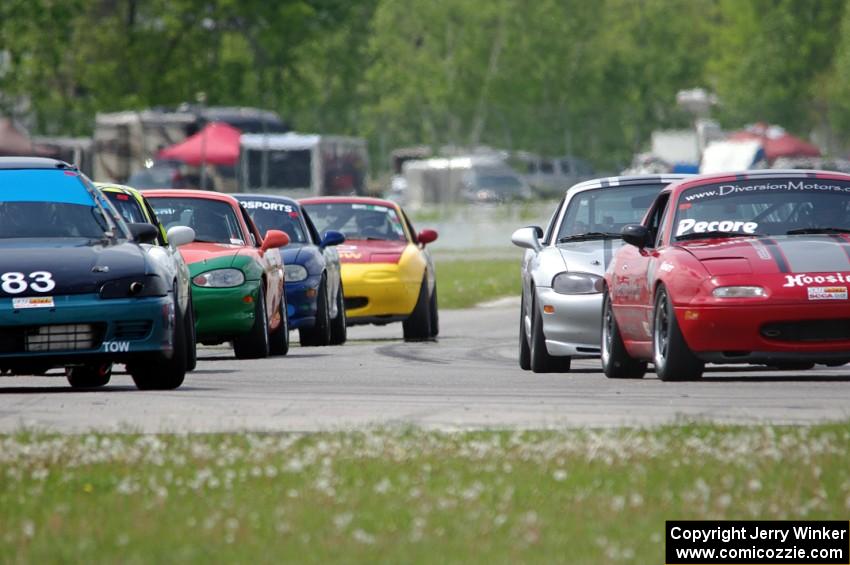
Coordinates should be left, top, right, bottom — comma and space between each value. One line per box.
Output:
436, 258, 519, 309
2, 424, 848, 564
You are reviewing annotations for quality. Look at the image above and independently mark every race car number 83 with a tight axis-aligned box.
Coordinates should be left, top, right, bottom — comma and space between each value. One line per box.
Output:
1, 272, 55, 294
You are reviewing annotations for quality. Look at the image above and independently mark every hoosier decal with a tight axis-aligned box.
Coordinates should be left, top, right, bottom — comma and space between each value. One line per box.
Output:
783, 272, 850, 287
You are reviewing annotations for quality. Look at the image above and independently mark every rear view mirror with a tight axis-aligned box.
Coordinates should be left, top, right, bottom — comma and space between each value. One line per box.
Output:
128, 222, 159, 244
320, 230, 345, 248
621, 224, 651, 248
166, 226, 195, 248
511, 226, 543, 251
417, 229, 438, 246
261, 229, 290, 251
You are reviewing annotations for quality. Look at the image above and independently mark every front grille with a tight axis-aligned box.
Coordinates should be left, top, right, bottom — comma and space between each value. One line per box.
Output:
114, 320, 153, 340
761, 319, 850, 342
23, 324, 105, 353
344, 297, 369, 310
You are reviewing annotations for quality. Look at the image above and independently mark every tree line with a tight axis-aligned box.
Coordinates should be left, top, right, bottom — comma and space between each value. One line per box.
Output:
1, 0, 849, 170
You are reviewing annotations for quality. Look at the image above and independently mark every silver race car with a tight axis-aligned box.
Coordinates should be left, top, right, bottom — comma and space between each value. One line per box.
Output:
512, 175, 690, 373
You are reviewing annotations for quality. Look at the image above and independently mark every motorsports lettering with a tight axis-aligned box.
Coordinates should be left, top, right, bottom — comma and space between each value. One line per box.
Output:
240, 201, 295, 214
683, 180, 850, 202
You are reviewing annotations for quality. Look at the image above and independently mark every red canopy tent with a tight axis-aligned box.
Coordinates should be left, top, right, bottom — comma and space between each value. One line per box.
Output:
157, 122, 241, 166
728, 122, 820, 162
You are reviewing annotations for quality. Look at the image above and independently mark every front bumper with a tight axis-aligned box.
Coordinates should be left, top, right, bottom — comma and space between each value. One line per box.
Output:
677, 302, 850, 363
535, 287, 603, 356
341, 263, 421, 320
0, 293, 173, 367
193, 280, 260, 341
285, 275, 321, 329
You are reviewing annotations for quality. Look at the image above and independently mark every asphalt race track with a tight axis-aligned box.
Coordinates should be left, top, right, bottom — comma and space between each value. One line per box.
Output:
1, 297, 850, 432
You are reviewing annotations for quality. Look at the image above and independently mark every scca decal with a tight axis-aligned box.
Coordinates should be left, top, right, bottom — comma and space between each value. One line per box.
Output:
676, 219, 759, 237
783, 272, 850, 287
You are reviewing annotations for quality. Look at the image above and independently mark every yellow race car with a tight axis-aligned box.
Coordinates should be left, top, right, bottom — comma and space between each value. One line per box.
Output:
300, 197, 439, 340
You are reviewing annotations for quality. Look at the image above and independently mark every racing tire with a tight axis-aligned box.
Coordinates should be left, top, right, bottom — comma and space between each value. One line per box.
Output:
601, 290, 647, 379
518, 291, 531, 371
653, 285, 703, 381
269, 290, 290, 356
129, 296, 188, 390
529, 299, 571, 373
300, 277, 332, 347
428, 285, 439, 338
329, 282, 347, 345
66, 363, 112, 389
233, 285, 271, 360
403, 276, 432, 341
185, 296, 197, 372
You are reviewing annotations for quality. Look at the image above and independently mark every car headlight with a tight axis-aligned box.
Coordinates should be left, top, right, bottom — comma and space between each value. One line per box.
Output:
552, 272, 604, 295
284, 264, 308, 282
193, 268, 245, 288
100, 275, 169, 299
712, 286, 766, 298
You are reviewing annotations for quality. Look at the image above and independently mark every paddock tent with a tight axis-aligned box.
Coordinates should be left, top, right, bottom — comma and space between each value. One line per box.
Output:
158, 122, 241, 166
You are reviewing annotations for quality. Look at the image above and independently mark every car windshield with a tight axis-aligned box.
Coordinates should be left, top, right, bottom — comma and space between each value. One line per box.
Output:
238, 200, 307, 244
0, 170, 121, 239
149, 197, 245, 245
303, 202, 406, 242
673, 178, 850, 240
557, 183, 665, 241
104, 192, 147, 224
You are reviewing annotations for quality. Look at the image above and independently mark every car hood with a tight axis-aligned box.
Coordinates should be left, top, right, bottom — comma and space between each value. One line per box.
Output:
280, 244, 305, 265
179, 242, 245, 268
336, 240, 408, 264
557, 239, 624, 275
679, 234, 850, 276
0, 239, 147, 296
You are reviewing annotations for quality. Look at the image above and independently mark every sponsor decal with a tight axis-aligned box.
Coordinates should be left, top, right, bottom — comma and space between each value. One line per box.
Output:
12, 296, 54, 309
240, 201, 295, 214
660, 262, 675, 272
676, 219, 759, 237
683, 180, 850, 202
808, 286, 848, 300
102, 341, 130, 353
783, 272, 850, 287
339, 251, 363, 259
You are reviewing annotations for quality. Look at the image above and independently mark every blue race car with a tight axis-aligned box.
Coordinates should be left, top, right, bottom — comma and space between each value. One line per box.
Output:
235, 195, 347, 346
0, 158, 194, 389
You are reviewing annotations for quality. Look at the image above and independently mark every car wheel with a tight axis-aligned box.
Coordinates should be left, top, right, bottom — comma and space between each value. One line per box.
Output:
329, 282, 347, 346
66, 363, 112, 388
601, 290, 646, 379
518, 291, 531, 371
185, 295, 197, 372
428, 285, 439, 338
530, 298, 571, 373
653, 285, 703, 381
300, 277, 331, 347
233, 284, 270, 359
269, 290, 290, 356
129, 293, 188, 390
403, 276, 432, 341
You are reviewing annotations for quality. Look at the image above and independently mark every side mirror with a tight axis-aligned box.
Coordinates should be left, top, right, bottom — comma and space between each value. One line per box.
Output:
621, 224, 651, 248
320, 230, 346, 248
511, 226, 543, 251
417, 229, 438, 246
261, 229, 290, 251
166, 225, 195, 248
128, 222, 160, 244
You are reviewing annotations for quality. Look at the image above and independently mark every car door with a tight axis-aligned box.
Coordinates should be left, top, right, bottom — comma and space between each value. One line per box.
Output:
140, 196, 191, 314
613, 192, 671, 345
304, 209, 339, 309
238, 204, 284, 320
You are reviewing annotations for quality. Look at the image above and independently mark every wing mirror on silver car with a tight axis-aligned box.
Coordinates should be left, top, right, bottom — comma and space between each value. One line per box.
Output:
166, 226, 195, 248
511, 226, 543, 252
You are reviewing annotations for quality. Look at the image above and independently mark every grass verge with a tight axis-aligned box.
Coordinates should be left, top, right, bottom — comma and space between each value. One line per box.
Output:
1, 424, 848, 563
436, 258, 519, 309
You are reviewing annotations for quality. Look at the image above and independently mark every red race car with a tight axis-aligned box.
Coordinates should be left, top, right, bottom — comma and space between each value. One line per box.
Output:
603, 169, 850, 381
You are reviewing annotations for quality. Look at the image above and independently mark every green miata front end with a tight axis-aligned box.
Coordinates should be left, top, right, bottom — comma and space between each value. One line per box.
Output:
188, 254, 263, 342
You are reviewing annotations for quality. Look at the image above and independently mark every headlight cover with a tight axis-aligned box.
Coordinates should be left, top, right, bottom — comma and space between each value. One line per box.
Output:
552, 272, 604, 295
712, 286, 766, 298
100, 275, 169, 299
284, 264, 309, 282
193, 268, 245, 288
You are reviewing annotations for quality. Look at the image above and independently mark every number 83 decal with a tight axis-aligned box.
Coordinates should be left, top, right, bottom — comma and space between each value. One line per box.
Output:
1, 272, 56, 294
